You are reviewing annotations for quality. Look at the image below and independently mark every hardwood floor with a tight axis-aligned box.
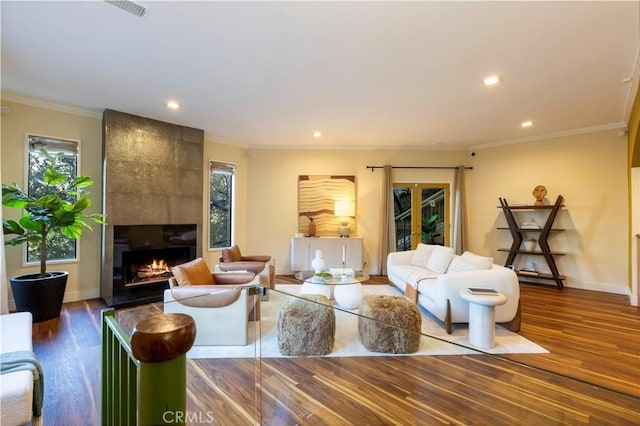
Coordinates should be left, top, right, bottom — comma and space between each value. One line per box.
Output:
30, 277, 639, 425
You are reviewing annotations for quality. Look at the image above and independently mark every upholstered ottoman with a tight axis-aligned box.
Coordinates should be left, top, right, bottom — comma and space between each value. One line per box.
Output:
358, 295, 422, 354
277, 295, 335, 356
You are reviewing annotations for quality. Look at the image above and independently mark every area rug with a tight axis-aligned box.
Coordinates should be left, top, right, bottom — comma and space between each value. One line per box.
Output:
187, 284, 548, 359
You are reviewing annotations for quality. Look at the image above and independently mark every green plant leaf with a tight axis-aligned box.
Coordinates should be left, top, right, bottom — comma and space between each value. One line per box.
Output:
72, 195, 91, 212
3, 219, 24, 236
4, 234, 30, 246
32, 194, 64, 211
44, 167, 67, 186
19, 215, 44, 233
85, 213, 106, 225
2, 185, 30, 208
53, 210, 77, 227
61, 222, 83, 239
74, 175, 94, 188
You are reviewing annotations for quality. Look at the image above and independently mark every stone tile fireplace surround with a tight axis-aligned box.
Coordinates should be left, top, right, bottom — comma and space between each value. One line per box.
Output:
101, 110, 204, 308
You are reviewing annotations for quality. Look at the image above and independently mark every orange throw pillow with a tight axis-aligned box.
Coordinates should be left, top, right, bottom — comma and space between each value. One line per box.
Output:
171, 258, 215, 286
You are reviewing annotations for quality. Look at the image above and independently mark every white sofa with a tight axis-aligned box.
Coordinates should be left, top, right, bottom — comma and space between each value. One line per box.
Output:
387, 244, 521, 333
0, 312, 42, 426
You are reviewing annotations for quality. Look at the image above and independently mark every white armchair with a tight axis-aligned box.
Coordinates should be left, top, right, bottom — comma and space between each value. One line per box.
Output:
163, 258, 260, 346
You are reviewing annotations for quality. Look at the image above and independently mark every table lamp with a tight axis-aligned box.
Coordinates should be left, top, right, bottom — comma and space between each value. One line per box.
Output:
334, 200, 355, 237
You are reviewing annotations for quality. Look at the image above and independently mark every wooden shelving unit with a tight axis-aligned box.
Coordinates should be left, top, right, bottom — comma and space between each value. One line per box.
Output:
497, 195, 565, 289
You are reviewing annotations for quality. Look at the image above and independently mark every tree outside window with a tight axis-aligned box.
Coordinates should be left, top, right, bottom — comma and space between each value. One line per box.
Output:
209, 161, 234, 249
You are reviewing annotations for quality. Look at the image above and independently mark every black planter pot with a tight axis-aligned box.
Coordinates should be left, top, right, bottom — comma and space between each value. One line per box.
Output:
10, 271, 69, 323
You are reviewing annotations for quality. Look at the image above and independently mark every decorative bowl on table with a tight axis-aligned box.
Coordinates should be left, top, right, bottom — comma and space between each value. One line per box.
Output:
312, 272, 332, 283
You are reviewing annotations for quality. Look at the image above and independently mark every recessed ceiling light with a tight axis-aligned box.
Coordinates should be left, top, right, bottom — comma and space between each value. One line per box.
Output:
313, 131, 322, 138
521, 121, 533, 128
165, 101, 181, 110
483, 75, 502, 86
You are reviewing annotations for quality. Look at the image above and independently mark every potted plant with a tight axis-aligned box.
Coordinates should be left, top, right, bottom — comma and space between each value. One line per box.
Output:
421, 214, 441, 245
2, 149, 105, 322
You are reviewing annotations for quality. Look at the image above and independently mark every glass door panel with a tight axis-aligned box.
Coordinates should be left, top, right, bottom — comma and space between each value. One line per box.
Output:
393, 183, 449, 251
421, 187, 448, 246
393, 186, 413, 251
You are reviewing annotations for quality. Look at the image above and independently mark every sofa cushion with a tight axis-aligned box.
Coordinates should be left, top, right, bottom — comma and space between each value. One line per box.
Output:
171, 258, 216, 286
170, 286, 242, 308
391, 264, 433, 284
222, 245, 242, 262
447, 251, 494, 273
410, 244, 436, 268
426, 246, 454, 274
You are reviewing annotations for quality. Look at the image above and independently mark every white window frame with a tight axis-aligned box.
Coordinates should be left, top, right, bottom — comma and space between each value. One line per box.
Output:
208, 160, 236, 250
23, 132, 82, 266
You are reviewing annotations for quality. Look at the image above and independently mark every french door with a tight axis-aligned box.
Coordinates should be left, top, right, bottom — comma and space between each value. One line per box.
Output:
393, 183, 450, 251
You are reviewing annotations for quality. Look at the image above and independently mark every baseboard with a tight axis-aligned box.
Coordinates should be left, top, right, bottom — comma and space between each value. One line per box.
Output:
7, 288, 101, 311
563, 280, 629, 296
62, 288, 101, 303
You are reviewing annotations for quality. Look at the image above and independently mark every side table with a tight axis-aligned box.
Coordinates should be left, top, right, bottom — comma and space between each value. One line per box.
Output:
459, 289, 507, 349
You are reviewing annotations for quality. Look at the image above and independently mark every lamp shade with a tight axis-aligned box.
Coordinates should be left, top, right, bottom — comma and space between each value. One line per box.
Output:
334, 200, 355, 217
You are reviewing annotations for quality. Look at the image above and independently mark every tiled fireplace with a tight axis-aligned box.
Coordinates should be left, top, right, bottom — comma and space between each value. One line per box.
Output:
101, 110, 204, 308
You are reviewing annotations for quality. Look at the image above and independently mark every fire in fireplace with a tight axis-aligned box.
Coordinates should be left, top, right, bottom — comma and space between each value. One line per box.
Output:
119, 246, 192, 288
130, 258, 171, 285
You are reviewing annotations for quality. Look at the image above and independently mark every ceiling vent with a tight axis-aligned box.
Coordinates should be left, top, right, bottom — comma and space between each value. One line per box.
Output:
104, 0, 147, 18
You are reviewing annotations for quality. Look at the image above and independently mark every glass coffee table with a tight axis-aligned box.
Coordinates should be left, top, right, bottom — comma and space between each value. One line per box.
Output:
300, 276, 363, 309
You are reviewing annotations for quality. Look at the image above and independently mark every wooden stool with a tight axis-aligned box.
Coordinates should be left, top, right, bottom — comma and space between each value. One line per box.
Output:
277, 295, 335, 356
358, 295, 422, 354
130, 313, 196, 425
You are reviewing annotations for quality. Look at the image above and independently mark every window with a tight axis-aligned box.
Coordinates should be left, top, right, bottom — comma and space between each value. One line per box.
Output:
209, 161, 235, 250
26, 134, 80, 263
393, 183, 450, 251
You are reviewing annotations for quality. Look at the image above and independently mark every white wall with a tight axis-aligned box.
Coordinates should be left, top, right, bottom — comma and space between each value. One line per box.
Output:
244, 131, 629, 296
201, 138, 249, 268
0, 100, 103, 304
468, 129, 628, 294
245, 149, 469, 275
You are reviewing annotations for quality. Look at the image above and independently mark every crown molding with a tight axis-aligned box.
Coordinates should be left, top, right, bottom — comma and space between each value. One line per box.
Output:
0, 92, 102, 119
470, 122, 627, 151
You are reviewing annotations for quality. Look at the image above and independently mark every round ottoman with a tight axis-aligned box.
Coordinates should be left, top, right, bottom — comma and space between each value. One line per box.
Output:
277, 295, 335, 356
358, 295, 422, 354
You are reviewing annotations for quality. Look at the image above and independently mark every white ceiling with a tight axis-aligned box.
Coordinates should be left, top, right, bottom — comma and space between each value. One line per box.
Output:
1, 1, 638, 151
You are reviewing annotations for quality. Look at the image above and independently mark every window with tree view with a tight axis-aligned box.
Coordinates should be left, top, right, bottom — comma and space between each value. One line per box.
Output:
209, 161, 234, 249
26, 135, 79, 263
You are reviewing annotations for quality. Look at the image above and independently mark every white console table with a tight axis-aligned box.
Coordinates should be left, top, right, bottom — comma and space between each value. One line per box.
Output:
291, 237, 363, 275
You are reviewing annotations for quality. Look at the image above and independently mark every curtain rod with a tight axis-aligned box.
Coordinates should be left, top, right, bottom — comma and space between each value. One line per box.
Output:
366, 165, 473, 172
